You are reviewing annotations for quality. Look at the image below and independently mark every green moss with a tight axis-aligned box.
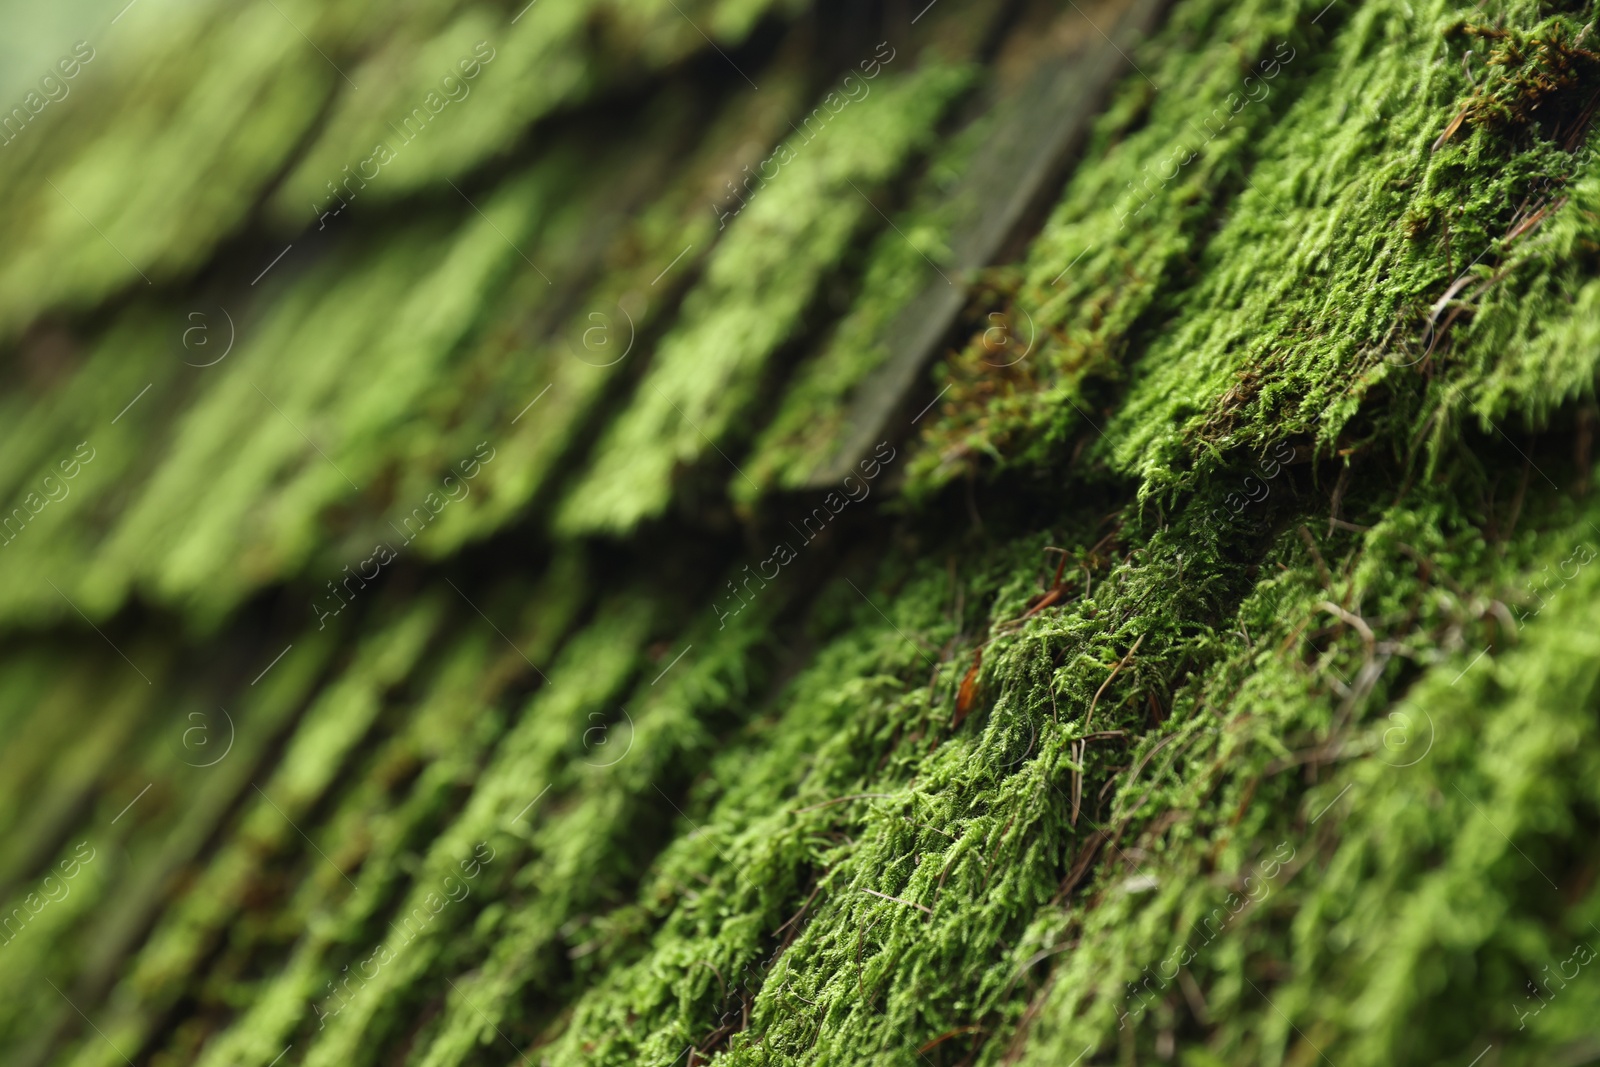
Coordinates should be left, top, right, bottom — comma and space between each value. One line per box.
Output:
907, 0, 1600, 517
0, 4, 333, 339
737, 90, 994, 502
556, 61, 978, 535
183, 569, 587, 1067
412, 59, 816, 553
7, 1, 1600, 1066
53, 600, 441, 1067
271, 0, 807, 216
904, 0, 1326, 498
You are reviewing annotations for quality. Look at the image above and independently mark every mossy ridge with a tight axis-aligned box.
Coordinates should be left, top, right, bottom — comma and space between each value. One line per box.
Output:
0, 1, 333, 339
1437, 135, 1600, 437
555, 56, 981, 536
736, 75, 997, 504
270, 0, 809, 216
1101, 1, 1600, 503
0, 149, 585, 630
410, 53, 818, 554
523, 432, 1600, 1067
0, 0, 800, 341
0, 13, 822, 633
0, 655, 181, 1049
906, 0, 1600, 515
0, 57, 803, 630
0, 225, 466, 628
0, 618, 341, 1067
148, 559, 591, 1067
722, 531, 1246, 1066
1007, 479, 1600, 1065
535, 544, 1042, 1065
903, 0, 1327, 499
271, 597, 655, 1067
400, 580, 802, 1067
0, 647, 156, 894
505, 524, 1090, 1064
0, 0, 1112, 624
0, 306, 176, 539
170, 658, 509, 1062
49, 599, 446, 1067
153, 633, 514, 1067
96, 171, 563, 627
7, 2, 1600, 1065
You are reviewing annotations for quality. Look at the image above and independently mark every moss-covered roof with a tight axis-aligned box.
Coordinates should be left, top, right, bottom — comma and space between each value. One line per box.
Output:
5, 0, 1600, 1064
